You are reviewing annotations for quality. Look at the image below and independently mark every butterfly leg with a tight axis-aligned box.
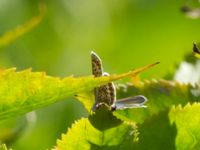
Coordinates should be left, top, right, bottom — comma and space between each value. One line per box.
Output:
92, 102, 111, 111
111, 104, 117, 111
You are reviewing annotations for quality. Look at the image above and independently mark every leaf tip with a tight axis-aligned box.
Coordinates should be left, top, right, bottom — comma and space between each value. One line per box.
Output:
149, 61, 160, 67
130, 61, 160, 76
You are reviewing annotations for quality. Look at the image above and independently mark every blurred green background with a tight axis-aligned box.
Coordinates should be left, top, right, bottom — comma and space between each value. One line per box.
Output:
0, 0, 200, 149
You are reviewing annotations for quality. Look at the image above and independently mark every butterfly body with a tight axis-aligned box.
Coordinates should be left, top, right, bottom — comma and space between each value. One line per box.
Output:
91, 51, 147, 111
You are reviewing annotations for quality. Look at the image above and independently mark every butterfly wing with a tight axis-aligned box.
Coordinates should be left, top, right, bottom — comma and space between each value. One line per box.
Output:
115, 95, 147, 110
91, 52, 116, 110
91, 52, 147, 111
100, 72, 116, 105
91, 51, 103, 77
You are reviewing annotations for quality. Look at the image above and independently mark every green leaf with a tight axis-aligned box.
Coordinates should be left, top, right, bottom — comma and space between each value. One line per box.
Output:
114, 80, 199, 123
76, 79, 200, 124
169, 103, 200, 149
55, 107, 138, 150
0, 62, 157, 120
131, 103, 200, 150
132, 109, 177, 150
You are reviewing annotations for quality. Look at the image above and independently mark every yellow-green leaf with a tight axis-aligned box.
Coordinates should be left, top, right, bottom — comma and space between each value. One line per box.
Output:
55, 107, 138, 150
0, 62, 157, 120
169, 103, 200, 149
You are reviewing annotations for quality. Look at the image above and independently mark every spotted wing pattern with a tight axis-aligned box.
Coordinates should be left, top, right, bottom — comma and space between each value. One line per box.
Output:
91, 51, 147, 111
91, 51, 103, 77
102, 72, 116, 105
91, 52, 116, 109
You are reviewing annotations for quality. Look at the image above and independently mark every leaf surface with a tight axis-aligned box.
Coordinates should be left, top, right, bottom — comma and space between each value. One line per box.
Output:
0, 62, 156, 120
114, 80, 200, 123
169, 103, 200, 149
76, 79, 200, 124
132, 103, 200, 150
55, 107, 138, 150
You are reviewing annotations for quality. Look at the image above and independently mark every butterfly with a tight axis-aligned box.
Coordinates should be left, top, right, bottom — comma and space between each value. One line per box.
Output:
91, 51, 147, 111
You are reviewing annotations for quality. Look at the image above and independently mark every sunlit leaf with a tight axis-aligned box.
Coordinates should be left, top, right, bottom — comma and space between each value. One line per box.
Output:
169, 103, 200, 149
55, 107, 138, 150
0, 62, 157, 120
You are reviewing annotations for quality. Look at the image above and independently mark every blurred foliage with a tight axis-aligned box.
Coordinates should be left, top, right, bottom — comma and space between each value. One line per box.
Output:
0, 0, 200, 149
0, 3, 45, 48
0, 144, 8, 150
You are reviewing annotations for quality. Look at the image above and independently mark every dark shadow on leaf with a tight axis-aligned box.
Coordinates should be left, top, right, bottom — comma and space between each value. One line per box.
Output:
89, 106, 122, 130
89, 142, 119, 150
134, 109, 177, 150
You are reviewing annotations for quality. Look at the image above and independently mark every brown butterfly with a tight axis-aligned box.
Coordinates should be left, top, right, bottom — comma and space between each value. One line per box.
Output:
91, 51, 147, 111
